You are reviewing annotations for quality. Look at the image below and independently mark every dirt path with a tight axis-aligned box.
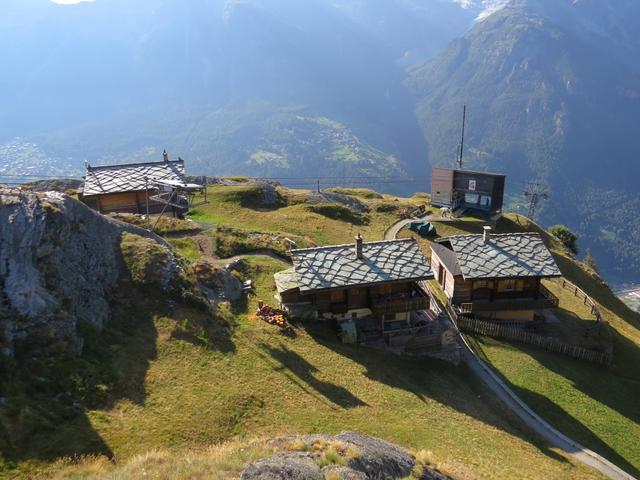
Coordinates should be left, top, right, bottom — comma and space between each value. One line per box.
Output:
386, 219, 636, 480
210, 250, 292, 266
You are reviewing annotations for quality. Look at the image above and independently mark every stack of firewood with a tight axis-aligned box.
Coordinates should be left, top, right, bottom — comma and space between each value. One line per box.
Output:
257, 303, 286, 327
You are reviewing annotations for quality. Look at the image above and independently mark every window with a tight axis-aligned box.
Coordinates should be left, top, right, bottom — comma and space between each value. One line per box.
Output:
498, 279, 516, 291
330, 290, 345, 302
465, 193, 479, 204
473, 280, 494, 290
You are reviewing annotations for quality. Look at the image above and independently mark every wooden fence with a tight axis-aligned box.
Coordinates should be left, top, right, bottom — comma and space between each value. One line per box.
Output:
456, 315, 612, 366
557, 278, 604, 323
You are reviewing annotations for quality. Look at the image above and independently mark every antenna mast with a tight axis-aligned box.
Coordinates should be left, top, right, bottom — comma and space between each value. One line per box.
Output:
523, 182, 549, 220
458, 104, 466, 169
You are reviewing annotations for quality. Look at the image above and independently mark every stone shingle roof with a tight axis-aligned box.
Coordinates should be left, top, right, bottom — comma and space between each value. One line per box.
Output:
290, 238, 432, 293
443, 233, 561, 280
82, 160, 185, 196
430, 242, 462, 276
274, 268, 299, 294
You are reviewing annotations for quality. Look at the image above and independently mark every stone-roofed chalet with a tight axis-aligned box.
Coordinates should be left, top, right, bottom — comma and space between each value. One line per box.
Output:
79, 150, 203, 215
431, 227, 561, 322
290, 237, 432, 293
274, 236, 449, 348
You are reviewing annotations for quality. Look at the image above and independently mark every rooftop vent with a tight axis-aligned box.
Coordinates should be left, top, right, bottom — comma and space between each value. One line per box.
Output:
355, 233, 363, 260
483, 226, 492, 243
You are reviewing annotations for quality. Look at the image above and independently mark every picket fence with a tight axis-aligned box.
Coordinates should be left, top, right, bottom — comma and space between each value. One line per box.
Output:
456, 315, 612, 366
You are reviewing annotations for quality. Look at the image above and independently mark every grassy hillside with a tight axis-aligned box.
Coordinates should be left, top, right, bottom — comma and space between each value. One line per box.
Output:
406, 213, 640, 476
3, 186, 630, 479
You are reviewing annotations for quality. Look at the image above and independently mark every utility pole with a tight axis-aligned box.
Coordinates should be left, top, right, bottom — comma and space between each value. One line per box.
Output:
523, 182, 549, 220
317, 179, 320, 193
458, 104, 466, 169
145, 177, 150, 227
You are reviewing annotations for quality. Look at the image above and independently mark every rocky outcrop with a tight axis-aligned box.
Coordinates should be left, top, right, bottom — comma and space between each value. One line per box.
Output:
20, 179, 83, 193
193, 260, 243, 302
0, 187, 177, 358
241, 432, 451, 480
242, 452, 325, 480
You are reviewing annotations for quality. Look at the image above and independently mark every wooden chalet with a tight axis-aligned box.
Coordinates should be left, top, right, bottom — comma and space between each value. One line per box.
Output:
79, 150, 205, 215
431, 167, 505, 216
431, 227, 561, 321
273, 235, 458, 351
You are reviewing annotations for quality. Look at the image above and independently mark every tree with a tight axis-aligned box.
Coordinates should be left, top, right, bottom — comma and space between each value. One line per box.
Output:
584, 249, 599, 274
548, 224, 578, 254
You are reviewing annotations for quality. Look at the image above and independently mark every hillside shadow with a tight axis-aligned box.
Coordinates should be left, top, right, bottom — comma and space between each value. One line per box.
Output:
500, 367, 639, 478
258, 342, 367, 409
170, 304, 237, 354
296, 320, 570, 465
507, 332, 639, 439
471, 331, 640, 477
2, 281, 237, 468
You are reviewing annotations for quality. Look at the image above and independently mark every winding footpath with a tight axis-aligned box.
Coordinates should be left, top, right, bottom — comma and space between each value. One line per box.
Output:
386, 217, 636, 480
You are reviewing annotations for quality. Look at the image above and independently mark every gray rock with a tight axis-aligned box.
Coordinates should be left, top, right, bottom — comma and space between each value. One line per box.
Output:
308, 191, 368, 213
322, 465, 368, 479
420, 468, 451, 480
241, 432, 446, 480
0, 187, 176, 358
21, 179, 83, 193
335, 431, 415, 480
193, 261, 243, 302
240, 452, 323, 480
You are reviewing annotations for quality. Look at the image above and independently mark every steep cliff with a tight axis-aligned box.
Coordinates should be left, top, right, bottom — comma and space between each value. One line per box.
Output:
0, 187, 178, 359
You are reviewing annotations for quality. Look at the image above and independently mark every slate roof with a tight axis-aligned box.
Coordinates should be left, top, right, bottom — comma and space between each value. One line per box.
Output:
430, 242, 462, 276
274, 268, 299, 294
290, 238, 433, 293
440, 233, 561, 280
82, 160, 186, 196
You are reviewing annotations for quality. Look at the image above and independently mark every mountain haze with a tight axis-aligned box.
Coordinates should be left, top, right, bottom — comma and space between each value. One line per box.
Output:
1, 0, 639, 281
408, 0, 640, 282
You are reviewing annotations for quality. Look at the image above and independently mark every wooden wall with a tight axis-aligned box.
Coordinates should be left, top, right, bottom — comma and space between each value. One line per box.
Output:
431, 249, 470, 303
430, 168, 505, 213
285, 282, 414, 315
83, 190, 169, 215
430, 168, 454, 206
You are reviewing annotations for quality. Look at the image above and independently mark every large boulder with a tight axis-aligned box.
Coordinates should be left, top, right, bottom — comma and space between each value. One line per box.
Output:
241, 432, 451, 480
240, 452, 324, 480
0, 187, 177, 358
193, 260, 243, 302
335, 432, 415, 480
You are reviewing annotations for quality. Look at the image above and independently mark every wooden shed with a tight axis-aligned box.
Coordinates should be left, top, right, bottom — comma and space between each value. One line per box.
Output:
79, 152, 203, 215
431, 167, 505, 216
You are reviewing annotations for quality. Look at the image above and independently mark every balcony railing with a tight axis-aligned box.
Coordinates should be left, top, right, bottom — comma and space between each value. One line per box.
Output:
459, 284, 559, 313
371, 288, 431, 316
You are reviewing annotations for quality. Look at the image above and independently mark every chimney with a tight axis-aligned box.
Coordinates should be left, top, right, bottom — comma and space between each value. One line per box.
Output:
162, 149, 169, 162
483, 226, 492, 243
355, 233, 364, 260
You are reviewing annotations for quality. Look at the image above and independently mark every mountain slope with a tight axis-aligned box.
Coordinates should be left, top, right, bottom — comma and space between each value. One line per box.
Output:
407, 0, 640, 282
1, 187, 610, 479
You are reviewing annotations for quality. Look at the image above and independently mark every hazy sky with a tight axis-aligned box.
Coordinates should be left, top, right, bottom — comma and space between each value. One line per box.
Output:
50, 0, 95, 4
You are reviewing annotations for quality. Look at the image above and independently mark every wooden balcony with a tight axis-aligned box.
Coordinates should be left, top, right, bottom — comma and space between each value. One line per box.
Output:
459, 284, 559, 313
371, 289, 430, 316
